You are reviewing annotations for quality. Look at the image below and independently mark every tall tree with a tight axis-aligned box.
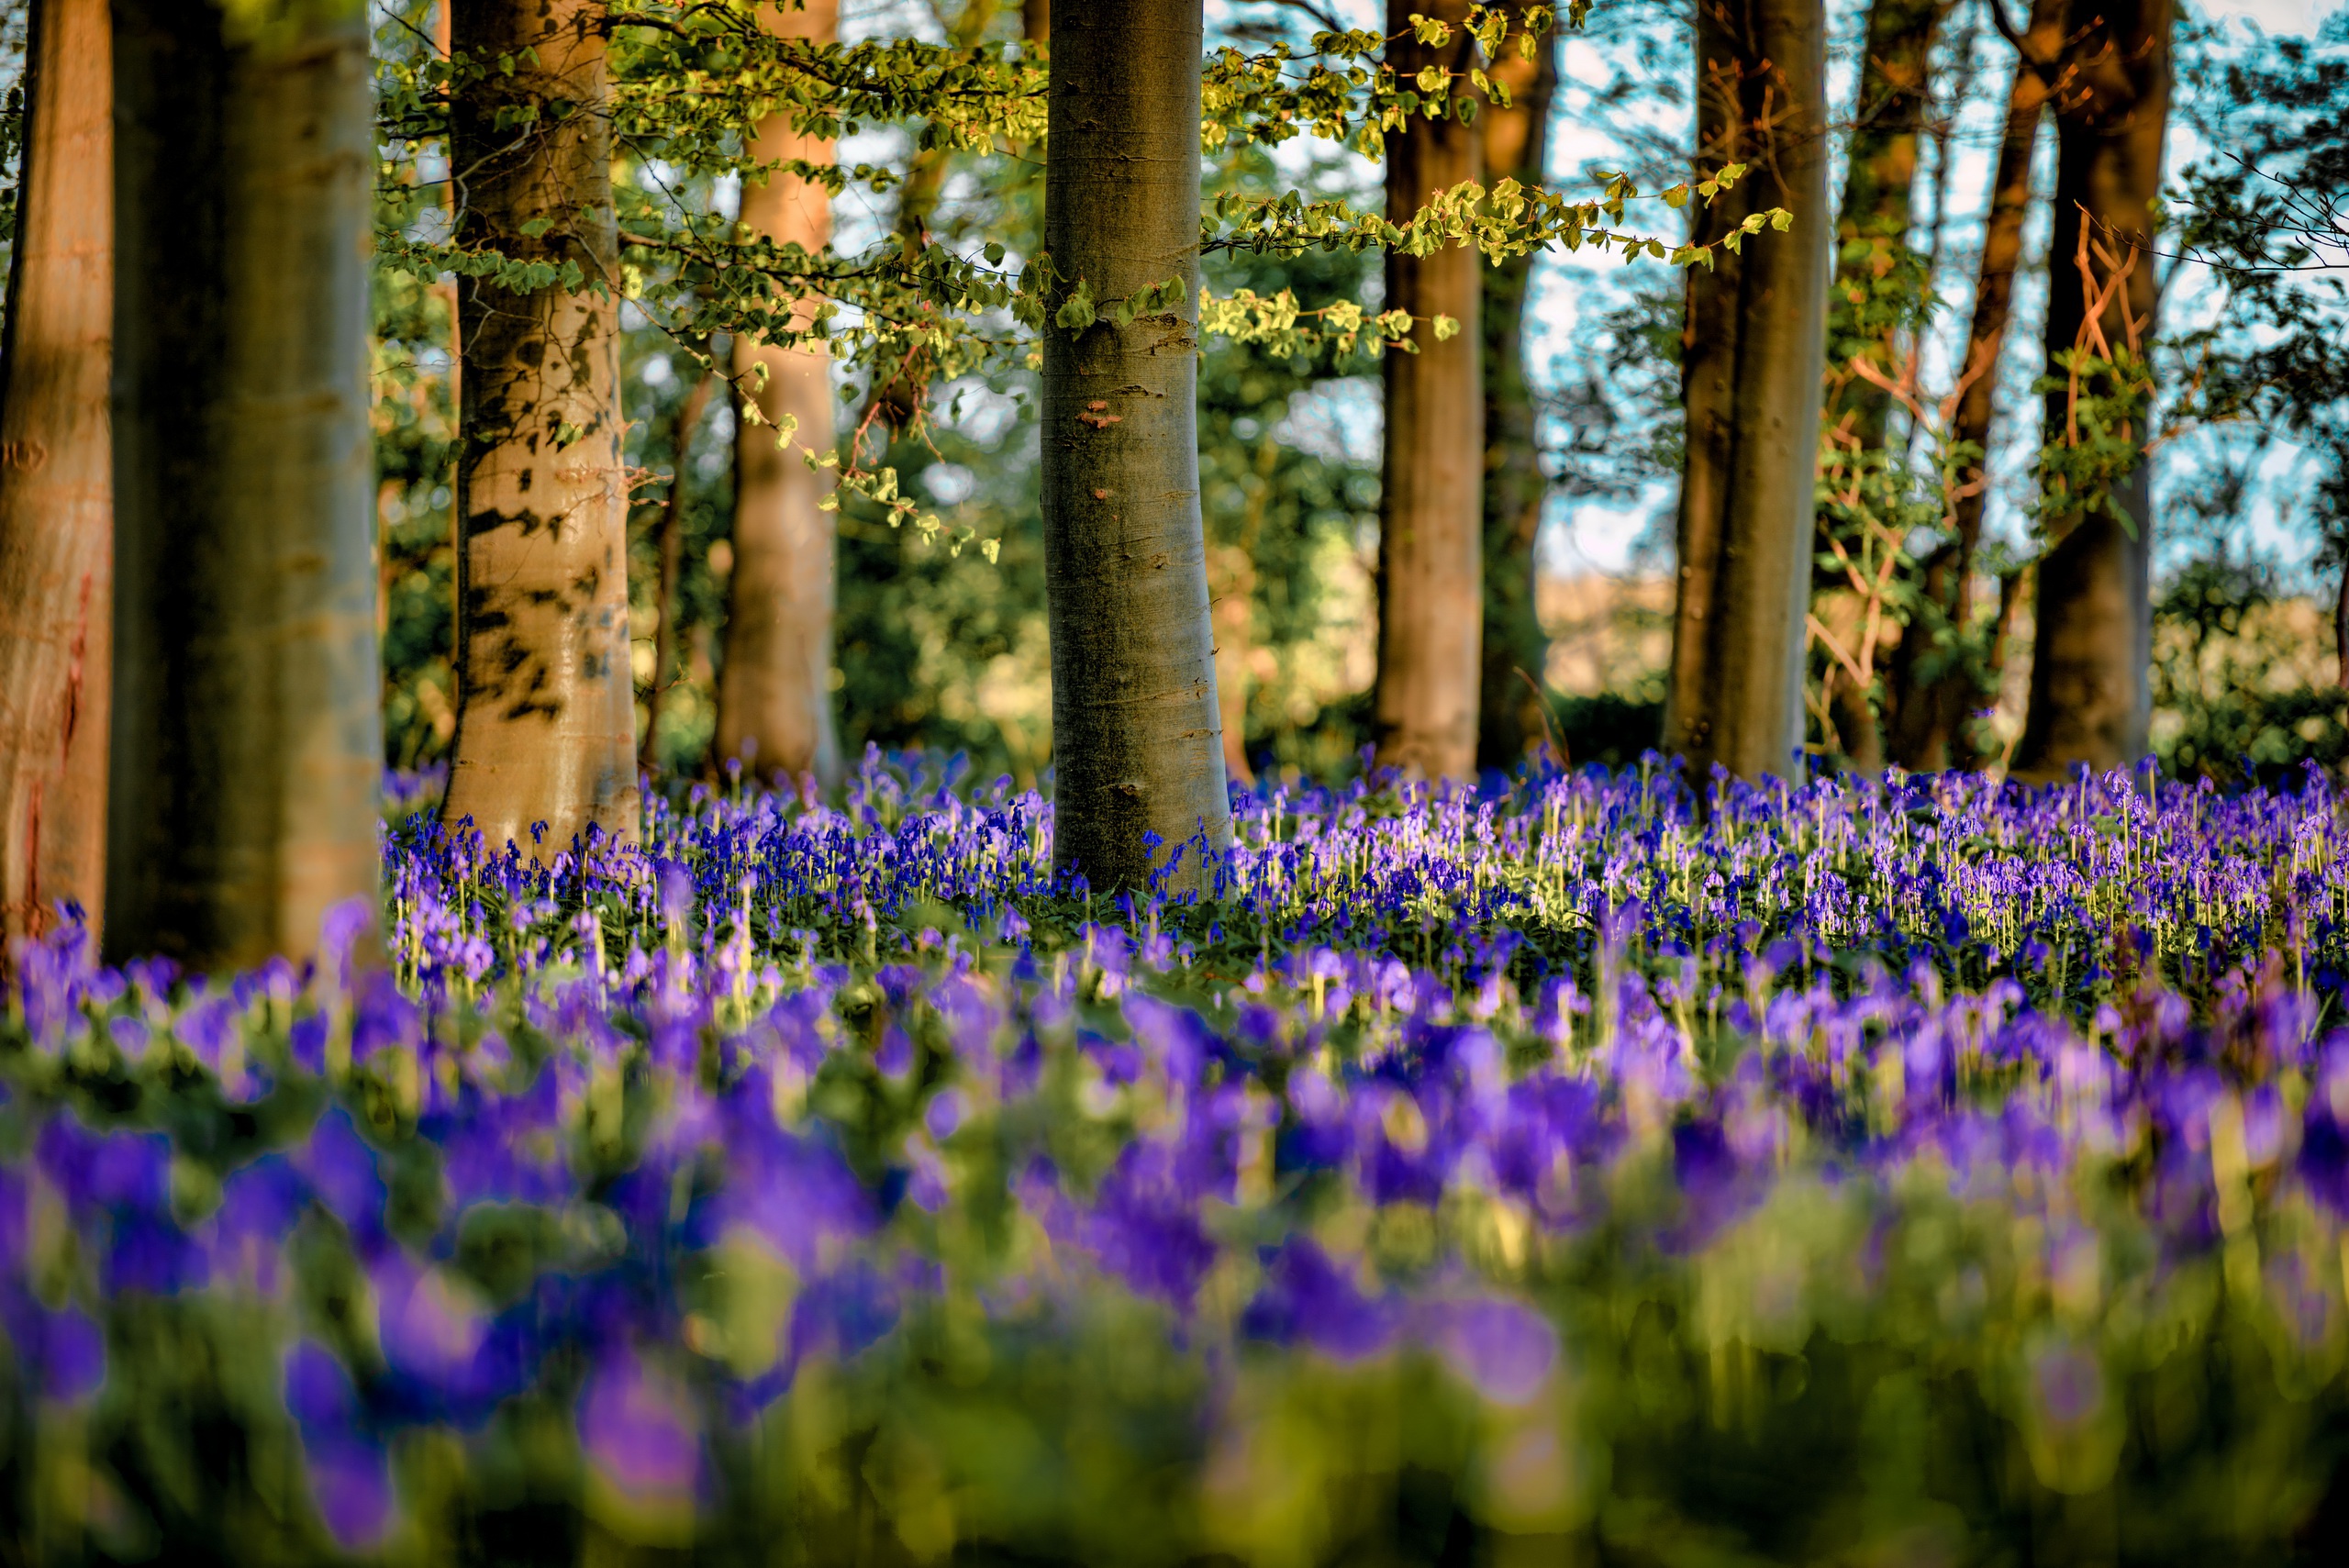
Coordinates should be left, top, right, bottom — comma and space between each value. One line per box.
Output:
1814, 0, 1944, 771
441, 0, 639, 850
1476, 12, 1562, 771
1884, 0, 2066, 770
1040, 0, 1229, 891
718, 0, 843, 787
0, 0, 110, 955
2011, 0, 2173, 779
1665, 0, 1833, 785
106, 0, 381, 968
1375, 0, 1485, 780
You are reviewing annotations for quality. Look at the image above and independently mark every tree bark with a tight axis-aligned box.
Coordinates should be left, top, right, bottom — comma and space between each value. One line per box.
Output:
643, 370, 713, 772
1816, 0, 1942, 773
1475, 12, 1560, 771
441, 0, 639, 851
1040, 0, 1229, 892
1375, 0, 1485, 781
1884, 0, 2065, 770
0, 0, 111, 956
2011, 0, 2171, 780
1826, 0, 1942, 446
718, 0, 842, 788
1665, 0, 1833, 786
106, 0, 381, 969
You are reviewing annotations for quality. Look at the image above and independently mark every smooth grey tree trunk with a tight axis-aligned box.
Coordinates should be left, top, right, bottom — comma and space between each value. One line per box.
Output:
0, 0, 111, 958
1476, 8, 1560, 770
1040, 0, 1230, 892
1665, 0, 1832, 787
106, 0, 382, 969
718, 0, 843, 788
441, 0, 639, 852
1375, 0, 1485, 782
2012, 0, 2171, 780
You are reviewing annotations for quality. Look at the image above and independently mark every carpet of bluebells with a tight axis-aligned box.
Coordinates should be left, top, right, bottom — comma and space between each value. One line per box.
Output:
7, 754, 2349, 1564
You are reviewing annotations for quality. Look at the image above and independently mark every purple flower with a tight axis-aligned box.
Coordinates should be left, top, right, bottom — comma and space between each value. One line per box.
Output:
580, 1343, 701, 1499
1241, 1239, 1399, 1362
1424, 1296, 1557, 1406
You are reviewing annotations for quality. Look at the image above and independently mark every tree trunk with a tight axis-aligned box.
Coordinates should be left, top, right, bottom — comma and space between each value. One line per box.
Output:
1040, 0, 1229, 892
2011, 0, 2172, 780
718, 0, 843, 789
643, 370, 714, 772
441, 0, 638, 851
1826, 0, 1942, 445
1211, 434, 1275, 790
106, 0, 381, 969
0, 0, 111, 957
1884, 0, 2065, 771
1665, 0, 1833, 785
1023, 0, 1048, 41
1815, 0, 1942, 773
1375, 0, 1485, 781
1475, 10, 1560, 772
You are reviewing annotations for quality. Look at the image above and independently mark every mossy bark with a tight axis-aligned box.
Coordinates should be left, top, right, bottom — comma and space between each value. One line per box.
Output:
1476, 13, 1560, 772
1884, 0, 2065, 771
1040, 0, 1230, 892
442, 0, 639, 851
718, 0, 843, 788
1665, 0, 1832, 787
2012, 0, 2172, 779
106, 0, 381, 969
0, 0, 111, 955
1375, 0, 1485, 782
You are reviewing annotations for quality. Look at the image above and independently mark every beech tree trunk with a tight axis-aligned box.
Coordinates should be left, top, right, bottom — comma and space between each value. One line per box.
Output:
1816, 0, 1942, 773
441, 0, 639, 851
718, 0, 842, 787
1475, 12, 1560, 771
1665, 0, 1832, 786
1884, 0, 2065, 770
106, 0, 381, 969
1040, 0, 1229, 891
0, 0, 111, 956
2012, 0, 2172, 780
643, 370, 713, 771
1375, 0, 1485, 781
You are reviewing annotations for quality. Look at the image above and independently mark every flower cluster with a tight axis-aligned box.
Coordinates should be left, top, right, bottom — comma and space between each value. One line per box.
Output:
3, 757, 2346, 1562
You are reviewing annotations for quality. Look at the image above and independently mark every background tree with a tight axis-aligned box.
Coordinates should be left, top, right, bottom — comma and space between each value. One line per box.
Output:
717, 0, 842, 786
1375, 0, 1485, 781
2169, 8, 2349, 774
1881, 0, 2066, 772
1040, 0, 1229, 891
106, 0, 380, 968
0, 0, 107, 954
1665, 0, 1831, 785
1477, 4, 1562, 770
2011, 0, 2173, 779
440, 0, 639, 850
1810, 0, 1943, 771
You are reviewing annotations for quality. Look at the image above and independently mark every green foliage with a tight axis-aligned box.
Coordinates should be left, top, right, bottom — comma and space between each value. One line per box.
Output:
2151, 556, 2349, 787
1197, 227, 1385, 782
2031, 346, 2159, 540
